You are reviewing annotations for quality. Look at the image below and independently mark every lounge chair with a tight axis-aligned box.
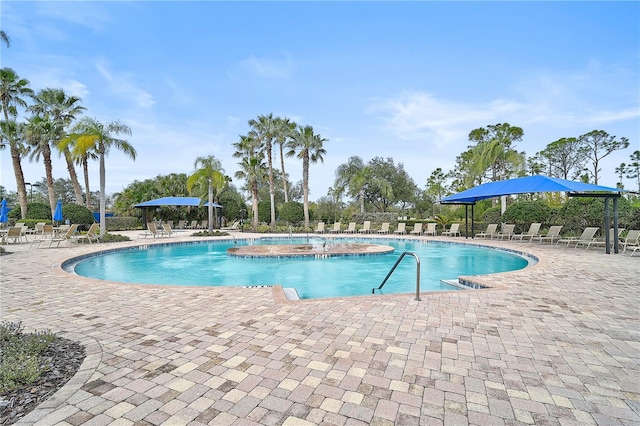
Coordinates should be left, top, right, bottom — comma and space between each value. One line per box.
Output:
494, 224, 515, 240
409, 223, 423, 235
621, 230, 640, 254
424, 223, 437, 236
345, 222, 356, 233
358, 221, 371, 234
585, 227, 625, 250
394, 223, 406, 235
476, 224, 498, 239
76, 223, 100, 244
48, 224, 79, 248
177, 220, 187, 229
442, 223, 460, 237
221, 220, 240, 231
377, 222, 390, 234
30, 225, 55, 248
314, 222, 325, 234
199, 220, 208, 229
511, 223, 542, 242
531, 226, 563, 244
187, 220, 198, 229
162, 223, 174, 237
3, 226, 27, 244
557, 227, 599, 248
138, 222, 161, 239
329, 222, 342, 233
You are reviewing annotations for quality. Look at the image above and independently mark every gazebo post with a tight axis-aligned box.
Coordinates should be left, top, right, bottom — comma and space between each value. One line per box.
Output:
604, 198, 611, 254
471, 204, 475, 239
465, 205, 469, 239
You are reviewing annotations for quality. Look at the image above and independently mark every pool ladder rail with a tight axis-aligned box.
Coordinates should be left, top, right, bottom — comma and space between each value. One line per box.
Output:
372, 251, 421, 301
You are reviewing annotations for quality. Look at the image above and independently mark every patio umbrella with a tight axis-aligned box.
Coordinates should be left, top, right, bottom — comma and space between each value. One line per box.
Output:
0, 199, 8, 223
53, 199, 63, 222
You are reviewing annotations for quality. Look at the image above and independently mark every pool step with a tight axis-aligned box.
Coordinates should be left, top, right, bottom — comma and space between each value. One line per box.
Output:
283, 288, 300, 300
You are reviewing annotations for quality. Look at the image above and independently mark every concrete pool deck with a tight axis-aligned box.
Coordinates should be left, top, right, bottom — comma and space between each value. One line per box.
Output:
1, 231, 638, 425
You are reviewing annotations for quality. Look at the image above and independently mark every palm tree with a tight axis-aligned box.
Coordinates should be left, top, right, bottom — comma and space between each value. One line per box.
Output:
233, 135, 265, 230
287, 125, 327, 228
72, 117, 136, 236
30, 88, 86, 205
60, 131, 98, 210
187, 155, 226, 233
274, 117, 296, 203
248, 113, 278, 230
25, 115, 61, 213
334, 156, 367, 213
0, 67, 33, 218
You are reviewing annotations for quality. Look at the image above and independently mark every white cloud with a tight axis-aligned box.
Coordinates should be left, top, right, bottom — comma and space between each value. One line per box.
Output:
239, 53, 293, 79
95, 61, 155, 109
35, 2, 111, 32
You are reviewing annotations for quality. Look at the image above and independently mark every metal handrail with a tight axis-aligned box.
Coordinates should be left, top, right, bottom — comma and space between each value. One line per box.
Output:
372, 251, 421, 301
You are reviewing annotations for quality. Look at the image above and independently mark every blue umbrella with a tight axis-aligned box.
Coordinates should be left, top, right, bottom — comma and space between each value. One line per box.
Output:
0, 199, 8, 223
53, 199, 63, 222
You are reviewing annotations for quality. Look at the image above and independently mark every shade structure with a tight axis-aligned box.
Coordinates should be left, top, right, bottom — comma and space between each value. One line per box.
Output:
440, 175, 622, 204
0, 199, 9, 223
134, 197, 202, 207
53, 199, 64, 222
204, 201, 223, 208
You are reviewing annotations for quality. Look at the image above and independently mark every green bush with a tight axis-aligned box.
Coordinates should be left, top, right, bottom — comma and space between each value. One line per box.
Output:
0, 321, 55, 393
8, 202, 51, 220
481, 206, 502, 225
279, 202, 304, 225
99, 233, 131, 243
62, 204, 95, 225
502, 200, 552, 233
105, 216, 139, 231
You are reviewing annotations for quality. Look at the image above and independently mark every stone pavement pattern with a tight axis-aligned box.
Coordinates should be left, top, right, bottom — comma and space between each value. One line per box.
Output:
0, 233, 639, 425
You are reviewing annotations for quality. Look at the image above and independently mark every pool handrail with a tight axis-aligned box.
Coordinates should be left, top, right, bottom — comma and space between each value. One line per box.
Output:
372, 251, 421, 301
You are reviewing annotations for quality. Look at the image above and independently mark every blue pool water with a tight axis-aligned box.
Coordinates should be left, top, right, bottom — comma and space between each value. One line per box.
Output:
71, 238, 530, 299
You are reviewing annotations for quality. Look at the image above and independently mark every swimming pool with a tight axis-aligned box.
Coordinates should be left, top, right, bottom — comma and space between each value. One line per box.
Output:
69, 237, 531, 299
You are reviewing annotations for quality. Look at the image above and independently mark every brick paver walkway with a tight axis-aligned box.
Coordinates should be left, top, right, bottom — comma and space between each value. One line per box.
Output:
1, 232, 638, 425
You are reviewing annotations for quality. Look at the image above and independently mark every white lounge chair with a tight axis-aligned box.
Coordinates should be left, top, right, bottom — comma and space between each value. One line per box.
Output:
76, 223, 100, 244
476, 224, 498, 239
329, 222, 342, 233
531, 226, 563, 244
48, 223, 79, 248
377, 223, 390, 234
358, 221, 371, 234
621, 230, 640, 254
442, 223, 460, 237
557, 227, 599, 248
494, 224, 515, 240
314, 222, 325, 234
423, 223, 437, 236
345, 222, 356, 233
585, 228, 625, 250
394, 223, 406, 235
409, 223, 423, 235
511, 223, 542, 242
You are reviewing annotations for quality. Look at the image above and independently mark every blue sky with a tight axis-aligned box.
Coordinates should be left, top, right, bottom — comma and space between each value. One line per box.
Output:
1, 1, 639, 201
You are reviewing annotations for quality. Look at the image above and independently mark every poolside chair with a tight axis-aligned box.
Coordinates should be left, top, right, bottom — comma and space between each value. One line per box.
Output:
409, 223, 423, 235
30, 225, 55, 248
314, 222, 325, 234
358, 221, 371, 234
222, 220, 240, 231
162, 223, 174, 237
345, 222, 356, 233
187, 220, 198, 229
377, 222, 390, 234
76, 223, 100, 244
585, 227, 625, 250
424, 223, 437, 236
138, 222, 161, 239
557, 227, 599, 248
476, 224, 498, 239
329, 222, 342, 233
494, 224, 515, 240
511, 223, 541, 242
4, 226, 27, 244
48, 223, 79, 248
177, 220, 187, 229
621, 230, 640, 254
394, 222, 406, 235
199, 220, 208, 229
442, 223, 460, 237
532, 226, 563, 244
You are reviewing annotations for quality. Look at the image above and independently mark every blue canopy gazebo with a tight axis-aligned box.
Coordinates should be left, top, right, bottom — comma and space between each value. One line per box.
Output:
134, 197, 223, 228
440, 175, 624, 253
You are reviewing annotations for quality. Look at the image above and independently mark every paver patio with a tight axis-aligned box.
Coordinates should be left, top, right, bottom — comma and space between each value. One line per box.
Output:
1, 232, 638, 425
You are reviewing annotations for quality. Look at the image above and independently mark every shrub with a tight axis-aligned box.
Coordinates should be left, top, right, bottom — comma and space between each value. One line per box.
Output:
279, 202, 304, 225
62, 204, 95, 225
0, 321, 55, 393
502, 200, 552, 233
99, 233, 131, 243
8, 202, 50, 220
481, 206, 502, 225
105, 216, 139, 231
